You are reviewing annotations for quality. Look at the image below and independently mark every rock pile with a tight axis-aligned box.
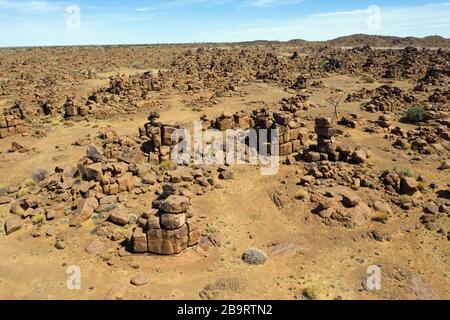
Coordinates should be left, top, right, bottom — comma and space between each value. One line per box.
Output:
304, 117, 369, 164
131, 194, 198, 255
0, 101, 29, 138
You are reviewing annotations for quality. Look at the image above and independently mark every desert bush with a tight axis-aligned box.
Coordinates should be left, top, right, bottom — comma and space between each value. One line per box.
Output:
362, 75, 375, 83
404, 106, 426, 123
371, 212, 389, 223
397, 168, 416, 178
303, 285, 320, 300
294, 188, 308, 201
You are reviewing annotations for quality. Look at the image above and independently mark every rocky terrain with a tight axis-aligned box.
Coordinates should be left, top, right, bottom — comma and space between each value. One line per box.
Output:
0, 35, 449, 300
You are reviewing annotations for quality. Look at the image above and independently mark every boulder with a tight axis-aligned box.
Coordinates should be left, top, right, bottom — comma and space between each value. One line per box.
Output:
131, 228, 148, 253
4, 216, 22, 235
147, 225, 188, 255
400, 177, 418, 195
160, 213, 186, 230
242, 248, 268, 265
342, 191, 361, 207
160, 195, 190, 213
109, 212, 129, 226
69, 198, 99, 226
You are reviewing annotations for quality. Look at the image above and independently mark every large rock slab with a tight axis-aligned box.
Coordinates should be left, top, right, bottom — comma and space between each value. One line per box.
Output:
147, 225, 188, 255
69, 198, 99, 226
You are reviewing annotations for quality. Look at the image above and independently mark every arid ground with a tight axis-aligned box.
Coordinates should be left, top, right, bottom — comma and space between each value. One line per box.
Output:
0, 36, 449, 300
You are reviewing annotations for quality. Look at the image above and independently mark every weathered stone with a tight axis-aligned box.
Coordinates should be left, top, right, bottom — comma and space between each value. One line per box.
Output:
84, 163, 103, 181
242, 248, 267, 265
160, 213, 186, 230
69, 198, 99, 226
219, 168, 234, 180
109, 211, 129, 226
131, 228, 148, 253
400, 177, 418, 195
0, 196, 11, 204
160, 195, 190, 213
130, 273, 149, 286
117, 172, 134, 192
351, 150, 367, 164
86, 144, 102, 162
373, 201, 393, 214
307, 151, 321, 162
342, 191, 361, 207
147, 225, 188, 255
4, 216, 22, 235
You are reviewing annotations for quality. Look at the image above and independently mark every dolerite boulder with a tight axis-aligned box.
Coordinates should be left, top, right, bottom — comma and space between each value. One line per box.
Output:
69, 198, 99, 226
147, 224, 189, 255
160, 195, 190, 213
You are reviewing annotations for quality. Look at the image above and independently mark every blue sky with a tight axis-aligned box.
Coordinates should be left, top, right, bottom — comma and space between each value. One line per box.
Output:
0, 0, 449, 47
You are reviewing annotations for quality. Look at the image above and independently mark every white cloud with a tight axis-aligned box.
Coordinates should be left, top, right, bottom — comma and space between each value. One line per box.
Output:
210, 2, 450, 41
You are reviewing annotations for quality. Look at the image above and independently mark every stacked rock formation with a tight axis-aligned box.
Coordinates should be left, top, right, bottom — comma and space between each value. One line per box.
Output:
306, 117, 339, 162
141, 107, 311, 164
0, 101, 29, 138
211, 108, 309, 157
305, 117, 369, 164
140, 112, 180, 164
131, 194, 199, 255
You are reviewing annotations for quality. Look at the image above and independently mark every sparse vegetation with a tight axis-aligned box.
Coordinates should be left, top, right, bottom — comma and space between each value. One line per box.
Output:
404, 105, 426, 123
371, 212, 389, 223
303, 285, 320, 300
362, 75, 376, 83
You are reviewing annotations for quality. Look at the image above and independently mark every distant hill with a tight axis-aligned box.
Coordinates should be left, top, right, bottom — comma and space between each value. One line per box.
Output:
233, 34, 450, 48
320, 34, 450, 48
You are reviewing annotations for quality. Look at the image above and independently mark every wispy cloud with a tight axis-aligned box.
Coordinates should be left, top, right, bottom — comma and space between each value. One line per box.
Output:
210, 2, 450, 41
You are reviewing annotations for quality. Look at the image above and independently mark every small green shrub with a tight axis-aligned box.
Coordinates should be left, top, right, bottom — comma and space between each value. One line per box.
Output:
362, 75, 376, 84
404, 106, 426, 123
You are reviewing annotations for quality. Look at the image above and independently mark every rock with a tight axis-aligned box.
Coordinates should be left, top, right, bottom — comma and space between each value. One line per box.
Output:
85, 239, 109, 254
104, 284, 128, 300
160, 213, 186, 230
147, 225, 189, 255
99, 195, 117, 205
117, 172, 134, 192
242, 248, 267, 265
300, 175, 315, 185
342, 191, 361, 207
351, 150, 367, 164
307, 151, 321, 162
131, 228, 148, 253
55, 240, 65, 250
373, 201, 393, 214
69, 198, 99, 226
130, 273, 149, 286
142, 174, 156, 185
109, 212, 129, 226
160, 195, 190, 213
0, 196, 11, 204
219, 168, 234, 180
400, 177, 418, 195
424, 203, 439, 215
438, 161, 450, 170
4, 216, 22, 235
86, 144, 102, 162
84, 163, 103, 181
